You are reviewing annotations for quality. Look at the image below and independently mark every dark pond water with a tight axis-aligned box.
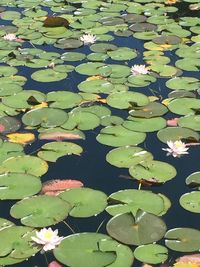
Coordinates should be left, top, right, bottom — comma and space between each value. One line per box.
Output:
0, 1, 200, 267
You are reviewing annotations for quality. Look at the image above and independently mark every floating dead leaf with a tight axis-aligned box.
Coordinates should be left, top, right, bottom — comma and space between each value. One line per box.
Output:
31, 102, 48, 109
6, 132, 35, 144
41, 179, 84, 195
39, 131, 83, 141
48, 261, 63, 267
43, 16, 69, 28
165, 0, 180, 5
86, 75, 106, 81
167, 118, 178, 127
148, 96, 159, 102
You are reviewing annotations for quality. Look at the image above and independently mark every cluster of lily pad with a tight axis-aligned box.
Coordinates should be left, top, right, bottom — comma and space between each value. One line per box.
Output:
0, 0, 199, 266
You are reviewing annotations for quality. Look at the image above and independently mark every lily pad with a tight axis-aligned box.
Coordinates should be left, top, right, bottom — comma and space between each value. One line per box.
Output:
106, 146, 153, 168
178, 115, 200, 131
106, 210, 167, 245
61, 111, 100, 130
168, 98, 200, 115
10, 195, 71, 227
129, 102, 168, 118
22, 108, 68, 128
0, 116, 21, 134
0, 173, 41, 200
78, 79, 114, 94
186, 172, 200, 187
180, 192, 200, 213
129, 160, 177, 183
166, 77, 200, 91
0, 226, 39, 259
31, 69, 68, 82
157, 127, 200, 143
107, 91, 149, 109
54, 233, 116, 267
0, 155, 48, 177
134, 244, 168, 264
47, 91, 82, 109
75, 62, 111, 77
59, 188, 107, 217
97, 125, 146, 147
106, 189, 167, 217
107, 47, 137, 61
38, 141, 83, 162
123, 117, 166, 132
165, 228, 200, 252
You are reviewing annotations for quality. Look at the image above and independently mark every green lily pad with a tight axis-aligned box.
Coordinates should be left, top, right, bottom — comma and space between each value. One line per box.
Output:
97, 125, 146, 147
129, 23, 157, 32
109, 64, 131, 78
55, 38, 82, 49
129, 160, 177, 183
90, 43, 117, 53
127, 74, 156, 87
87, 52, 109, 62
22, 108, 68, 128
106, 189, 167, 217
10, 195, 71, 227
61, 110, 100, 130
157, 127, 199, 143
107, 210, 167, 245
123, 117, 166, 132
134, 244, 168, 264
165, 228, 200, 252
0, 142, 23, 165
0, 83, 22, 96
0, 11, 21, 20
175, 58, 200, 71
107, 91, 149, 109
54, 233, 116, 267
0, 226, 39, 259
59, 188, 107, 217
107, 47, 137, 61
31, 69, 68, 82
101, 115, 124, 126
180, 192, 200, 213
99, 239, 134, 267
106, 146, 153, 168
178, 115, 200, 131
186, 172, 200, 187
0, 218, 14, 231
61, 52, 86, 61
0, 155, 48, 177
129, 102, 168, 118
150, 64, 178, 77
38, 141, 83, 162
166, 77, 200, 91
47, 91, 82, 109
168, 98, 200, 115
2, 90, 46, 109
0, 173, 41, 200
0, 66, 18, 77
78, 79, 114, 94
75, 62, 111, 77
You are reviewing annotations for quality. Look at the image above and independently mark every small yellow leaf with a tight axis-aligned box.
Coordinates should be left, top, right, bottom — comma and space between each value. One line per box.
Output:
6, 133, 35, 145
86, 75, 105, 81
162, 98, 174, 106
31, 102, 48, 109
148, 96, 159, 102
160, 44, 172, 49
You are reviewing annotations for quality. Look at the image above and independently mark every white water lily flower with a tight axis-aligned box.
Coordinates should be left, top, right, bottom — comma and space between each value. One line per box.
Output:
3, 33, 17, 41
162, 140, 189, 158
31, 227, 64, 251
80, 33, 97, 45
131, 64, 149, 75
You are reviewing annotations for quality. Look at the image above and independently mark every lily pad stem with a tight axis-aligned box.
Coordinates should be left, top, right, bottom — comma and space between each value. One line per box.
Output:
62, 220, 76, 234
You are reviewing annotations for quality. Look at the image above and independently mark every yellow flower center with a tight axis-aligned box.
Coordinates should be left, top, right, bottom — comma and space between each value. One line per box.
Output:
44, 231, 53, 240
